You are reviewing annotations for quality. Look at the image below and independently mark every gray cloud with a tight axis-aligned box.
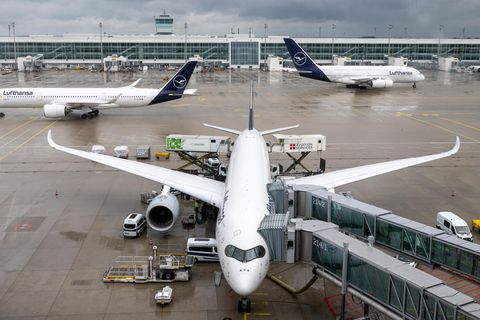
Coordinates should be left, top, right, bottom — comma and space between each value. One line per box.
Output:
0, 0, 479, 38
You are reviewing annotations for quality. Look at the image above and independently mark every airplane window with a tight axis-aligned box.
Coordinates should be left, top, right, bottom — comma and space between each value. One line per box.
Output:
225, 245, 266, 263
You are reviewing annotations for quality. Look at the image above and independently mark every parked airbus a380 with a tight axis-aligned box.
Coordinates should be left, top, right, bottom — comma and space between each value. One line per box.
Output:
284, 38, 425, 88
0, 60, 197, 119
47, 84, 459, 312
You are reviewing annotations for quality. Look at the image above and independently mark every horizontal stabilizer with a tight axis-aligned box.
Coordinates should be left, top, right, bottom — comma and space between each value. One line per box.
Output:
260, 125, 299, 136
183, 89, 197, 95
124, 79, 141, 88
203, 123, 241, 135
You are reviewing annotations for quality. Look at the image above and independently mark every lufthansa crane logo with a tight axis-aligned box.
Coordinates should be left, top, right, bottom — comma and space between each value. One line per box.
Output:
293, 52, 306, 66
173, 75, 187, 89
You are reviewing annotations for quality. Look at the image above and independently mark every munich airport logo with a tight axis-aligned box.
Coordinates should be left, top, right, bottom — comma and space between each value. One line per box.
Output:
293, 52, 306, 66
173, 75, 187, 89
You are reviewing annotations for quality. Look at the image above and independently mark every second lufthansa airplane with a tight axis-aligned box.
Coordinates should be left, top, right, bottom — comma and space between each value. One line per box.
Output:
0, 60, 197, 119
284, 38, 425, 88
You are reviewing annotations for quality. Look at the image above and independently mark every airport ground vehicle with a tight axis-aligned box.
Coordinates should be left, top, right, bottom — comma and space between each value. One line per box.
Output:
155, 286, 173, 305
123, 213, 147, 238
113, 146, 129, 158
436, 211, 473, 242
186, 238, 219, 262
472, 220, 480, 232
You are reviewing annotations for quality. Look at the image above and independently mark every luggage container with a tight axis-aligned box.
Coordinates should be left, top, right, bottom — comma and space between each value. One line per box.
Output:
91, 144, 106, 154
113, 146, 129, 159
136, 146, 151, 159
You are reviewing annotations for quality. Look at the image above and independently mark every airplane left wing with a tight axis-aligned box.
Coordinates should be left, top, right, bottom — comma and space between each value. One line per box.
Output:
286, 137, 460, 191
62, 94, 123, 109
47, 130, 225, 207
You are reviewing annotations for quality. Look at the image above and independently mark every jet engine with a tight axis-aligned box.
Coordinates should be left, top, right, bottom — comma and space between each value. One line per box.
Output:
369, 79, 394, 88
146, 193, 180, 232
43, 104, 70, 118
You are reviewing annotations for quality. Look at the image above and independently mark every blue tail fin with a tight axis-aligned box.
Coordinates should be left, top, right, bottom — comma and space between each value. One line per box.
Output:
248, 81, 254, 130
148, 60, 198, 105
283, 38, 330, 82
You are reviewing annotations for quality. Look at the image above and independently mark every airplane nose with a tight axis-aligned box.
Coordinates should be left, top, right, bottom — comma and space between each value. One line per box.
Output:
228, 274, 262, 296
417, 73, 425, 81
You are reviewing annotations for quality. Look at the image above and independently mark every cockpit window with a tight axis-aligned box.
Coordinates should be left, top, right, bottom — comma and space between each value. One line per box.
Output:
225, 245, 266, 262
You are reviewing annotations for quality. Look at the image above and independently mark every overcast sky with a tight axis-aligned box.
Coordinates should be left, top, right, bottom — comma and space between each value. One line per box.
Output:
1, 0, 479, 38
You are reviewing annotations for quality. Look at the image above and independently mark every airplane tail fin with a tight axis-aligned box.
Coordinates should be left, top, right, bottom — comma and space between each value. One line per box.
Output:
248, 81, 254, 130
283, 38, 330, 82
148, 60, 198, 105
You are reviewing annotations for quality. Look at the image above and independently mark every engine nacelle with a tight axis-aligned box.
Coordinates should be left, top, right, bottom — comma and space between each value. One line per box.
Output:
43, 104, 69, 118
369, 79, 394, 88
146, 193, 180, 232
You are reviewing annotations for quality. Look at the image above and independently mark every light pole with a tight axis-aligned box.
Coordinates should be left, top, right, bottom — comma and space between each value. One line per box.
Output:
264, 23, 267, 71
99, 22, 103, 64
404, 27, 407, 39
331, 24, 336, 64
11, 22, 17, 69
438, 24, 444, 58
319, 26, 322, 38
387, 24, 393, 57
184, 22, 188, 62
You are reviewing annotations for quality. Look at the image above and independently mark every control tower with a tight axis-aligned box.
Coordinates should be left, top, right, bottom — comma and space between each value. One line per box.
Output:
155, 11, 174, 35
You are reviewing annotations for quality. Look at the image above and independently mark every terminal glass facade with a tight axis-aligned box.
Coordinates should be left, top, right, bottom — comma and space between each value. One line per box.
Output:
230, 41, 259, 66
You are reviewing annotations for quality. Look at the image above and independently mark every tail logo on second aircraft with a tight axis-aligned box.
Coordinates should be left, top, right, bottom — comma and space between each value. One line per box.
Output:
173, 75, 187, 89
293, 52, 306, 66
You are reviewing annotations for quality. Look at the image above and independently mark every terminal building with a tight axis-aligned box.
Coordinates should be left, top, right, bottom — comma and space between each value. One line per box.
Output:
1, 14, 479, 69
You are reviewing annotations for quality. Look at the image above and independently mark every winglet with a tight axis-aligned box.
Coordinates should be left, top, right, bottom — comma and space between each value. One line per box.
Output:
125, 79, 141, 88
451, 136, 460, 155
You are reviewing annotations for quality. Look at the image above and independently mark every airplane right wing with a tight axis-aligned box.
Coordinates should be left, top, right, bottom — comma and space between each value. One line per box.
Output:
286, 137, 460, 191
47, 131, 225, 207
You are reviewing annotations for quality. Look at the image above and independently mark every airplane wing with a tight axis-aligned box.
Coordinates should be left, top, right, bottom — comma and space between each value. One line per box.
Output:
58, 94, 123, 109
47, 130, 225, 207
286, 137, 460, 191
337, 77, 392, 85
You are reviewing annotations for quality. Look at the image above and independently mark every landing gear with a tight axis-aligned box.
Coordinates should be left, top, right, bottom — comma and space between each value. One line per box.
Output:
0, 112, 5, 118
413, 83, 417, 88
81, 110, 99, 119
237, 297, 251, 313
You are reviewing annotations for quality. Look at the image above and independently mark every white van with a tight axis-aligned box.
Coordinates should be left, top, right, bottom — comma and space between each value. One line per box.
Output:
123, 213, 147, 238
186, 238, 219, 262
436, 211, 473, 242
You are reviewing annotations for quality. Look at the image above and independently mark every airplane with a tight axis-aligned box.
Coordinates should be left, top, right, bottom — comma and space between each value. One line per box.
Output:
0, 60, 197, 119
47, 83, 459, 312
284, 38, 425, 88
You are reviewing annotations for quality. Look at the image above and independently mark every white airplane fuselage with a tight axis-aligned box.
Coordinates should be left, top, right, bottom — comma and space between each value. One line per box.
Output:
0, 87, 160, 109
216, 128, 271, 296
320, 65, 425, 84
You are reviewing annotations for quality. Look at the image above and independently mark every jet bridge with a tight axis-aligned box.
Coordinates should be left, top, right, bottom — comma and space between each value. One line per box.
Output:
257, 182, 480, 320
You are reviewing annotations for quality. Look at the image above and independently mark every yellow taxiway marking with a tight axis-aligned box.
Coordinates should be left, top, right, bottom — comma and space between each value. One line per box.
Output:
402, 114, 480, 143
0, 120, 57, 162
436, 116, 480, 133
0, 117, 37, 140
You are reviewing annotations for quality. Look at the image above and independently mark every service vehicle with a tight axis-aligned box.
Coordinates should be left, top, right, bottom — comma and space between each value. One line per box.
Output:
186, 238, 219, 262
91, 144, 106, 154
113, 146, 129, 159
155, 286, 173, 305
436, 211, 473, 242
123, 213, 147, 238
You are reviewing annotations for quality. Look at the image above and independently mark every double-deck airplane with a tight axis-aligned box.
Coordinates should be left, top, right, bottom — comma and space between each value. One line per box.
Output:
284, 38, 425, 88
47, 84, 459, 312
0, 60, 197, 119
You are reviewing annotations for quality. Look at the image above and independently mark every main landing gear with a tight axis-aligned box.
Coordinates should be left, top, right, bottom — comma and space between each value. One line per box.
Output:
412, 82, 417, 88
81, 110, 99, 119
237, 297, 251, 313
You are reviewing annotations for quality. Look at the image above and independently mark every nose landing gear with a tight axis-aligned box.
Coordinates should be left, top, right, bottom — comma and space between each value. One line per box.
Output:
237, 297, 251, 313
413, 82, 417, 88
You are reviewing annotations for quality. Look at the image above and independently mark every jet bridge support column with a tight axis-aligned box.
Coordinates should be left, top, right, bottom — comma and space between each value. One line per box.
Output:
340, 241, 349, 320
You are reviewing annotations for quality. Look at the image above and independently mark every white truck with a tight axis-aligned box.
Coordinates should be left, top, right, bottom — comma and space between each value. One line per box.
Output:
436, 211, 473, 242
